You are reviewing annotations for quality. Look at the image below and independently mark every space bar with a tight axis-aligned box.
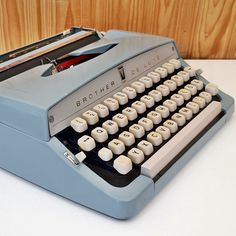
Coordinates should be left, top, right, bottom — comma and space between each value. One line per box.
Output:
141, 101, 222, 179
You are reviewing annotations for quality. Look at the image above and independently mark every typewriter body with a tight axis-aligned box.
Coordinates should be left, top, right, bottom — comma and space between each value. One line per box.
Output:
0, 27, 234, 219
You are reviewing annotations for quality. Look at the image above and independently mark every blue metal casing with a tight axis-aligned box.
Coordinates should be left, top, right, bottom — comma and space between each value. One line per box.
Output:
0, 29, 234, 219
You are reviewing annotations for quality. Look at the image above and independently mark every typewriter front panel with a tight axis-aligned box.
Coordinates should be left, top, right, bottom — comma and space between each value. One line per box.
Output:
49, 42, 223, 188
49, 43, 177, 136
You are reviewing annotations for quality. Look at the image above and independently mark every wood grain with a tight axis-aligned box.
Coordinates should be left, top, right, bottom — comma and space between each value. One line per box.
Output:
0, 0, 235, 58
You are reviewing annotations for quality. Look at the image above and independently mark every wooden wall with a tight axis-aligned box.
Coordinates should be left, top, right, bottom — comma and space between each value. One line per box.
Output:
0, 0, 235, 58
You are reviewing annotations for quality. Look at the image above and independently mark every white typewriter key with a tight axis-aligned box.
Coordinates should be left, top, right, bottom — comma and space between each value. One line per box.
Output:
75, 152, 86, 163
139, 76, 153, 88
103, 98, 119, 111
148, 90, 162, 102
122, 86, 137, 99
131, 101, 146, 114
163, 80, 177, 91
156, 84, 170, 96
192, 96, 206, 108
178, 88, 191, 100
205, 83, 218, 96
186, 101, 200, 114
185, 84, 197, 95
122, 107, 138, 121
155, 105, 170, 118
147, 131, 163, 146
162, 62, 175, 73
93, 104, 109, 118
147, 71, 160, 83
147, 111, 162, 124
156, 126, 171, 140
177, 71, 190, 82
112, 113, 128, 127
184, 66, 196, 77
169, 58, 181, 69
140, 95, 155, 108
78, 135, 96, 152
113, 155, 132, 175
155, 67, 168, 78
102, 120, 119, 135
70, 117, 88, 133
91, 127, 108, 143
129, 124, 145, 138
163, 120, 178, 133
170, 94, 184, 106
108, 139, 125, 155
113, 92, 128, 105
199, 91, 212, 103
191, 79, 203, 90
138, 118, 153, 131
137, 140, 154, 156
163, 99, 177, 112
119, 131, 135, 146
128, 148, 144, 164
82, 110, 99, 125
171, 75, 184, 86
179, 107, 193, 120
98, 147, 113, 161
131, 81, 145, 93
171, 113, 186, 126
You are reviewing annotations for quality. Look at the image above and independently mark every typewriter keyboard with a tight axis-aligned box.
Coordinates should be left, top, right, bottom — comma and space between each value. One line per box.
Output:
56, 59, 222, 187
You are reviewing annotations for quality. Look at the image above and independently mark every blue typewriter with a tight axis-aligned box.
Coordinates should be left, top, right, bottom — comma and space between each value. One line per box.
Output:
0, 27, 234, 219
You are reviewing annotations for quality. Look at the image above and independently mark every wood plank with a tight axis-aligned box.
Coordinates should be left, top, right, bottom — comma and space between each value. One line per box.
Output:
0, 0, 235, 58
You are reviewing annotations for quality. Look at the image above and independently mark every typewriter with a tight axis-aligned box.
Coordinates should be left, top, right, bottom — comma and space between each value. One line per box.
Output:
0, 27, 234, 219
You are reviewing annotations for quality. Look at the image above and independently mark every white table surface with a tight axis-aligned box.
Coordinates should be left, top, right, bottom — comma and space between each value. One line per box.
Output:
0, 60, 236, 236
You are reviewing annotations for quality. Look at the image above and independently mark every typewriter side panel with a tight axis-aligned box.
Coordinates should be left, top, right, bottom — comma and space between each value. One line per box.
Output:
0, 123, 154, 219
0, 87, 50, 141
